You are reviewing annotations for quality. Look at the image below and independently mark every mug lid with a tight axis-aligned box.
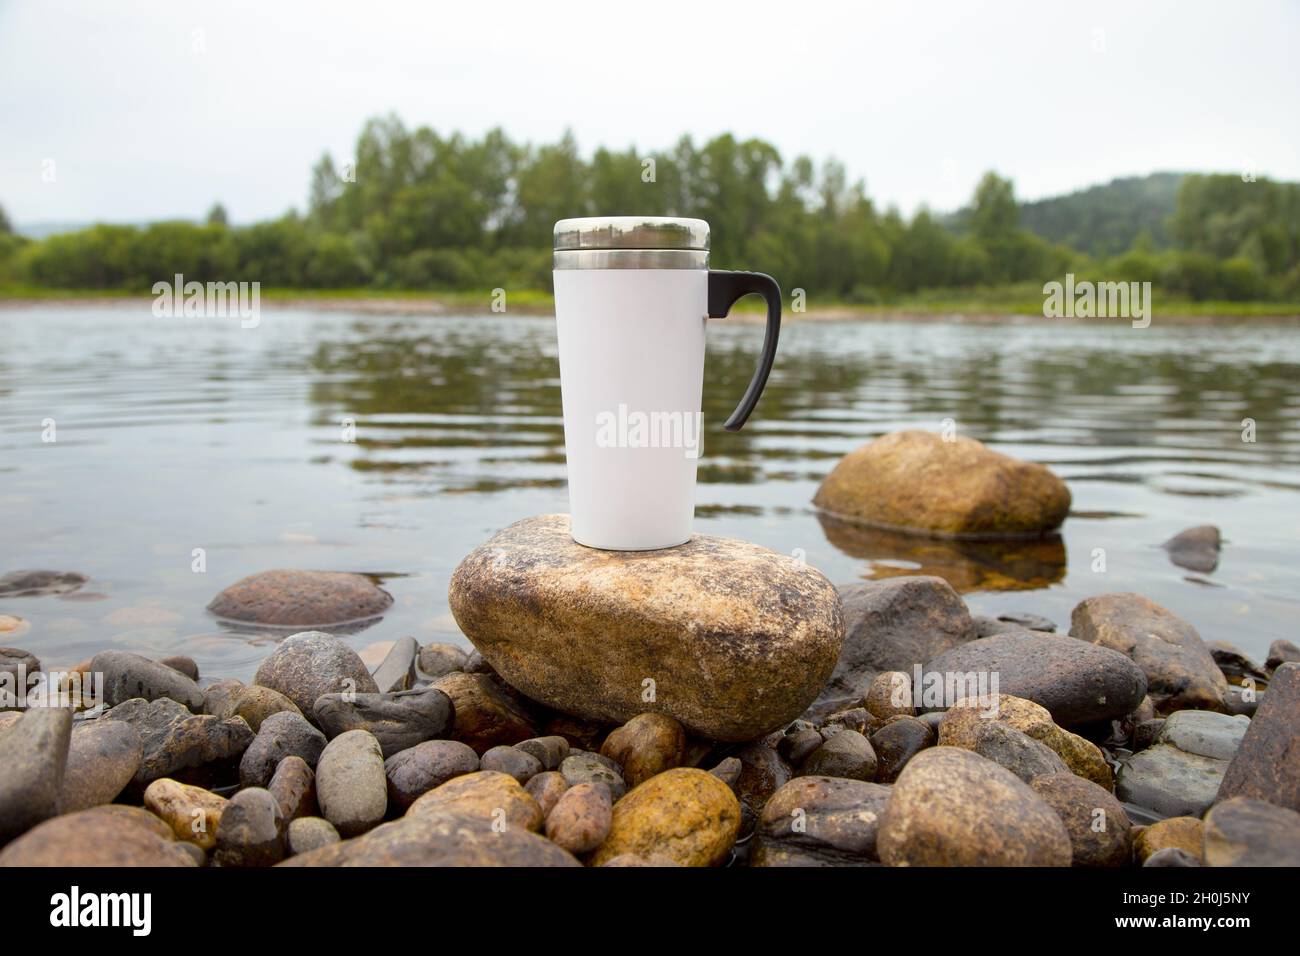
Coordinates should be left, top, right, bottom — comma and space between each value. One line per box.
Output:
553, 216, 709, 252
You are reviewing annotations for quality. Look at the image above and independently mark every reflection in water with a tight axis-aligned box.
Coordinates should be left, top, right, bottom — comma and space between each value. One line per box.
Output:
2, 308, 1299, 676
817, 513, 1068, 592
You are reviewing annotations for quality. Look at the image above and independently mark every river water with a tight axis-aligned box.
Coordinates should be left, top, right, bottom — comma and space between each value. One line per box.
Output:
1, 305, 1297, 681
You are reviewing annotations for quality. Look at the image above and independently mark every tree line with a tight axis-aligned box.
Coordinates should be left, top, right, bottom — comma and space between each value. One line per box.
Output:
2, 114, 1297, 302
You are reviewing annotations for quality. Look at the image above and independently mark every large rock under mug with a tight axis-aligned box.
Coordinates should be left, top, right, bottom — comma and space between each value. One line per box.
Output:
813, 430, 1071, 538
448, 515, 844, 742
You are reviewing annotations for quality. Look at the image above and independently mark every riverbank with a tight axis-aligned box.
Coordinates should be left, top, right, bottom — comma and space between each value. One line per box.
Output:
2, 285, 1298, 322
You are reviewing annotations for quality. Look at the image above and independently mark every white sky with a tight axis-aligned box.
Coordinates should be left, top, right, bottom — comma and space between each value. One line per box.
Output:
2, 0, 1297, 225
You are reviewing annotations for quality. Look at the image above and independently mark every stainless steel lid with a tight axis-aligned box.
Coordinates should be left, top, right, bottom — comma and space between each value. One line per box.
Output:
554, 217, 710, 252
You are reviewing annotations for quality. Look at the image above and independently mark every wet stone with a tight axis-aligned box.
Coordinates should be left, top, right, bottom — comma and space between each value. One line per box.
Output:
384, 739, 481, 810
480, 744, 543, 783
239, 711, 327, 788
313, 687, 453, 758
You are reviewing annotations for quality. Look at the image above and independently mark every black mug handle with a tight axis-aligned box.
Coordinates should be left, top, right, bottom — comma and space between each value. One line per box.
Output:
707, 270, 782, 431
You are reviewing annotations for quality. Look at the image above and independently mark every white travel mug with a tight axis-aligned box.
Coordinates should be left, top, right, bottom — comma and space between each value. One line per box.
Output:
553, 216, 781, 550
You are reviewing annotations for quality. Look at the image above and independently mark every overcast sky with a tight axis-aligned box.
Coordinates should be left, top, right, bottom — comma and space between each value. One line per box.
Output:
2, 0, 1297, 226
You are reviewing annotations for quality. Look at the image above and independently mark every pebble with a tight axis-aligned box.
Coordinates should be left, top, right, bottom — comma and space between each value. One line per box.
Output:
878, 747, 1072, 866
525, 770, 569, 818
1070, 593, 1226, 712
287, 816, 340, 855
1133, 816, 1203, 864
212, 787, 284, 867
315, 729, 387, 837
407, 770, 543, 831
480, 745, 543, 783
58, 718, 142, 813
384, 739, 480, 810
160, 655, 199, 681
600, 713, 686, 788
313, 687, 453, 758
708, 756, 742, 788
239, 711, 327, 787
752, 776, 892, 865
1217, 662, 1300, 810
92, 650, 205, 711
1029, 772, 1132, 867
102, 697, 254, 788
968, 722, 1069, 783
560, 752, 627, 800
590, 768, 741, 867
0, 805, 196, 866
143, 778, 228, 849
997, 611, 1056, 632
251, 630, 379, 716
870, 717, 934, 783
733, 743, 794, 836
1117, 744, 1226, 818
1203, 796, 1300, 867
0, 706, 72, 843
431, 672, 538, 754
1144, 847, 1202, 866
222, 684, 301, 732
416, 642, 467, 678
1267, 639, 1300, 670
545, 781, 613, 854
267, 755, 318, 824
925, 631, 1148, 726
778, 728, 824, 766
282, 810, 578, 866
370, 635, 418, 693
864, 671, 915, 720
514, 735, 570, 770
815, 576, 974, 714
1156, 709, 1250, 761
800, 729, 877, 781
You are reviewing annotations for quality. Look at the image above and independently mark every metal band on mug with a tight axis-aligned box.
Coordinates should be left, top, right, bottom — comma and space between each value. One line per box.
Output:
553, 249, 710, 270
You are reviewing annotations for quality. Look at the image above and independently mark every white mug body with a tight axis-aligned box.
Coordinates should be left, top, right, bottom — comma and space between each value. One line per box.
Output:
553, 267, 707, 550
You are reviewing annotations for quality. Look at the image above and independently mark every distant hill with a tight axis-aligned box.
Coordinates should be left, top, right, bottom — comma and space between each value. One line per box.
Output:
1016, 172, 1186, 256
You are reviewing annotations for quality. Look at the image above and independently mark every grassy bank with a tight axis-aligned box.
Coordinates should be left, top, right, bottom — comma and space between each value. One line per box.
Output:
2, 282, 1297, 320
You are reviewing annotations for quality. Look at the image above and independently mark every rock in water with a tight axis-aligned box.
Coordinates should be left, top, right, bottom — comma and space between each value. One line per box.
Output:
251, 631, 379, 717
1203, 797, 1300, 867
924, 631, 1147, 725
1216, 662, 1300, 811
1069, 593, 1226, 713
207, 569, 393, 627
814, 577, 974, 713
0, 570, 86, 598
1161, 525, 1221, 573
1267, 639, 1300, 671
0, 805, 196, 867
448, 515, 843, 742
590, 768, 741, 867
877, 747, 1072, 866
280, 810, 580, 867
0, 707, 73, 843
92, 650, 206, 711
812, 430, 1071, 537
313, 687, 453, 758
